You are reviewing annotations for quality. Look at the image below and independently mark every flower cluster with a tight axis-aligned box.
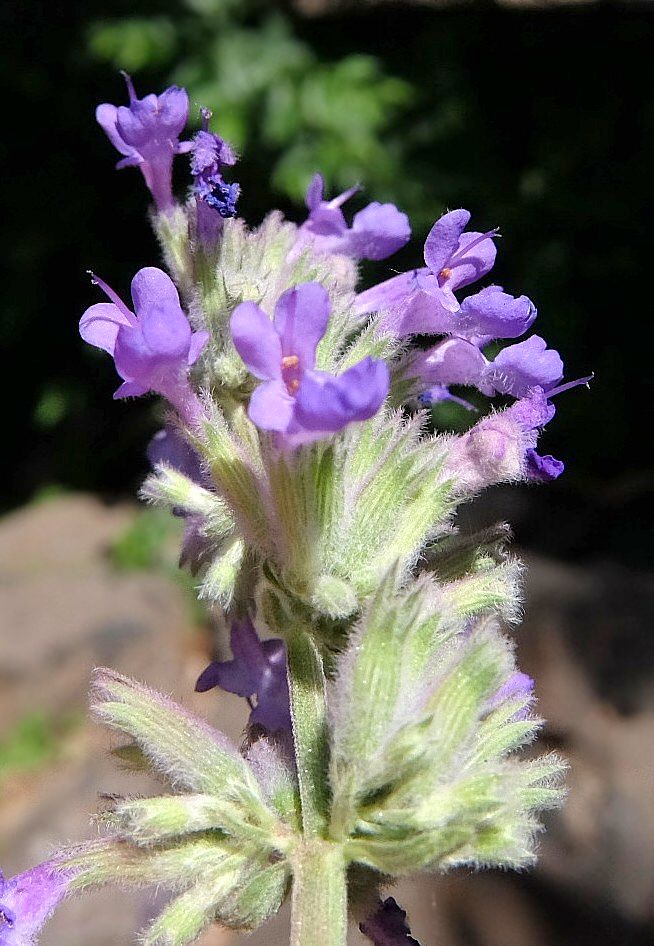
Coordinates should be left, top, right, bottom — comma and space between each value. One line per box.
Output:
14, 75, 589, 946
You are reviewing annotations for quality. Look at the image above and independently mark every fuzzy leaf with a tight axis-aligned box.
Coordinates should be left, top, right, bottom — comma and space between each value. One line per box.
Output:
91, 670, 268, 817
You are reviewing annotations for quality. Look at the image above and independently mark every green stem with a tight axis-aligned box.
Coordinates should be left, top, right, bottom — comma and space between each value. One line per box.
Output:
287, 630, 330, 836
290, 840, 347, 946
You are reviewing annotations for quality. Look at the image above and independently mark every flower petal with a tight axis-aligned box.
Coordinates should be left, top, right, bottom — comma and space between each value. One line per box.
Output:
458, 286, 537, 340
115, 94, 160, 148
525, 448, 564, 482
350, 202, 411, 261
412, 337, 490, 390
79, 302, 130, 354
423, 208, 470, 273
187, 330, 210, 366
445, 229, 497, 290
155, 86, 189, 137
486, 335, 563, 397
130, 267, 182, 320
113, 379, 149, 399
354, 270, 424, 318
273, 283, 330, 371
140, 302, 191, 361
391, 275, 460, 336
0, 862, 71, 946
248, 380, 295, 431
294, 358, 389, 433
95, 103, 134, 158
305, 172, 324, 210
231, 302, 282, 380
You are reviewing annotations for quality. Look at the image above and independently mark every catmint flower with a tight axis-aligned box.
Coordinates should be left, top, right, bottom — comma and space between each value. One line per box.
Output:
0, 863, 71, 946
190, 109, 240, 250
487, 671, 535, 721
79, 267, 209, 426
96, 73, 192, 212
292, 173, 410, 261
443, 376, 590, 492
409, 334, 563, 401
231, 282, 389, 447
442, 387, 558, 493
355, 208, 499, 321
360, 897, 420, 946
454, 285, 537, 344
196, 619, 291, 733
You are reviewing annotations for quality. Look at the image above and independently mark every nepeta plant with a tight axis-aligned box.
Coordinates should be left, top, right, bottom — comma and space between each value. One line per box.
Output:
1, 74, 591, 946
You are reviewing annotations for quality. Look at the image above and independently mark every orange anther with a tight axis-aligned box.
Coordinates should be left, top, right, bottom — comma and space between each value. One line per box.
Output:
281, 355, 300, 369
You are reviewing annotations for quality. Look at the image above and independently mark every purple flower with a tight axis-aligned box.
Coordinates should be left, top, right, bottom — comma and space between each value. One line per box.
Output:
79, 267, 209, 426
424, 208, 498, 291
442, 387, 559, 494
190, 109, 240, 249
231, 283, 389, 447
355, 208, 499, 323
292, 173, 410, 261
196, 619, 291, 733
360, 898, 420, 946
487, 671, 535, 720
0, 863, 71, 946
96, 73, 191, 212
408, 334, 563, 404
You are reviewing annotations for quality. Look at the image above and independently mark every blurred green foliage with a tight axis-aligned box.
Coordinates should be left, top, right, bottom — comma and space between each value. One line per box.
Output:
110, 506, 182, 572
0, 712, 79, 782
110, 507, 208, 624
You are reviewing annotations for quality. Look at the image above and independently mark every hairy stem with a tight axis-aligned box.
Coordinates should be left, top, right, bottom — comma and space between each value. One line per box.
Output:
290, 840, 347, 946
287, 630, 330, 836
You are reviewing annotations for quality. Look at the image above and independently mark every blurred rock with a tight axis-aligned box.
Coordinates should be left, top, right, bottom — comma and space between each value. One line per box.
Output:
0, 495, 244, 945
0, 495, 188, 731
520, 554, 654, 925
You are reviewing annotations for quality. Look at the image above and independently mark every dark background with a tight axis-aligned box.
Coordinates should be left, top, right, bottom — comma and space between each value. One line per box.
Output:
1, 2, 653, 945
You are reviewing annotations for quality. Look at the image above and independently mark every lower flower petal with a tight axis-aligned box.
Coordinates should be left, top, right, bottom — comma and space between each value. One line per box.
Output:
248, 381, 295, 431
